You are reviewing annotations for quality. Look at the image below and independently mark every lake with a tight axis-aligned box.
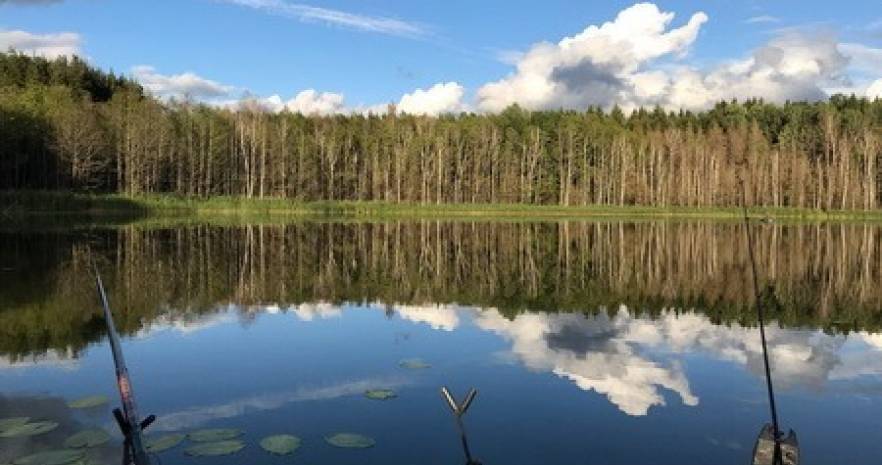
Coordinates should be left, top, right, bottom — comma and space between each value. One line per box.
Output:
1, 220, 882, 464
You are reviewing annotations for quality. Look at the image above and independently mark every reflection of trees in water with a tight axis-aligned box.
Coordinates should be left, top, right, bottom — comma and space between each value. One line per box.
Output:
1, 221, 882, 358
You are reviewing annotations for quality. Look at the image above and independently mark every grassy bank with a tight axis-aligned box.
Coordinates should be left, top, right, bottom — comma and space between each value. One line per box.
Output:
4, 190, 882, 222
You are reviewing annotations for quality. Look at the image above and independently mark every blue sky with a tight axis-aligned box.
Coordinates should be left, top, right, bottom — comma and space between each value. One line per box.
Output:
2, 0, 881, 114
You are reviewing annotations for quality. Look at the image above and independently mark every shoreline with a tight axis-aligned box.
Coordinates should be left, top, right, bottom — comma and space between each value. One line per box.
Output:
4, 190, 882, 222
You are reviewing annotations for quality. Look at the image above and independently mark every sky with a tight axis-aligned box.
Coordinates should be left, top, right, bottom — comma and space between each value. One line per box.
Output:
1, 0, 882, 115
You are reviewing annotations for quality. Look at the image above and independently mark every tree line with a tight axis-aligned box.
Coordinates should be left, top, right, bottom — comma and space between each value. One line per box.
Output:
3, 52, 882, 209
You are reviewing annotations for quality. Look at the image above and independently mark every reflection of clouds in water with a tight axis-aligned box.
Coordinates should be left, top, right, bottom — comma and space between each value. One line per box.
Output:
151, 376, 409, 432
475, 306, 882, 415
137, 307, 236, 336
292, 301, 342, 321
474, 309, 698, 416
0, 349, 80, 371
394, 304, 461, 331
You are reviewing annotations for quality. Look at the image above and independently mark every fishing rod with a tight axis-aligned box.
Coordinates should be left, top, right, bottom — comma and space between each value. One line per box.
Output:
94, 268, 155, 465
441, 387, 481, 465
741, 189, 799, 465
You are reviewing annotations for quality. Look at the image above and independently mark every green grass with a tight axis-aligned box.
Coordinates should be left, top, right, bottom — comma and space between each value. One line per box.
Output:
4, 190, 882, 223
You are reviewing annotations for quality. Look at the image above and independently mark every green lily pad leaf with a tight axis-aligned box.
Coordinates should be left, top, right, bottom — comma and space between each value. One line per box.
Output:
64, 429, 111, 448
13, 450, 84, 465
145, 434, 186, 453
0, 417, 30, 433
0, 421, 59, 438
324, 433, 376, 449
184, 440, 245, 457
364, 389, 397, 400
187, 428, 242, 442
399, 358, 431, 369
259, 435, 302, 455
67, 396, 109, 409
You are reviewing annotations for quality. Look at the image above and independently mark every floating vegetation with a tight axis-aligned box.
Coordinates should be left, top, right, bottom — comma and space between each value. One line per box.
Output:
187, 429, 242, 442
184, 440, 246, 457
0, 421, 59, 438
324, 433, 376, 449
259, 435, 302, 455
64, 429, 111, 448
0, 417, 30, 433
144, 434, 186, 453
399, 358, 431, 369
67, 396, 109, 409
13, 450, 84, 465
364, 389, 397, 400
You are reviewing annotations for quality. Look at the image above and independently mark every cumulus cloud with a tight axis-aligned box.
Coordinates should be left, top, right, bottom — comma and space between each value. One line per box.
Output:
132, 65, 235, 100
474, 309, 698, 416
394, 303, 461, 331
218, 0, 425, 38
0, 29, 81, 58
397, 82, 466, 115
868, 79, 882, 99
473, 305, 882, 416
474, 3, 870, 112
477, 3, 708, 112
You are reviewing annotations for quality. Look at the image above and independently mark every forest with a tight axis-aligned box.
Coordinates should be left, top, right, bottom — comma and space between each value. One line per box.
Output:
3, 52, 882, 210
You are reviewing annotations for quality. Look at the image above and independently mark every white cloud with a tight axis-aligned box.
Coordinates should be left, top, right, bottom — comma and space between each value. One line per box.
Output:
477, 3, 708, 112
292, 301, 342, 321
0, 29, 81, 58
132, 65, 235, 100
745, 15, 780, 24
218, 0, 425, 38
394, 303, 461, 331
839, 43, 882, 75
473, 305, 882, 417
867, 79, 882, 99
281, 89, 347, 115
397, 82, 466, 115
474, 4, 870, 112
474, 308, 698, 416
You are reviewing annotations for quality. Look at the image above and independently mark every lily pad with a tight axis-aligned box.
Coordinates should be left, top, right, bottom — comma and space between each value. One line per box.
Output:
0, 421, 59, 438
145, 434, 186, 453
184, 440, 245, 457
13, 450, 84, 465
324, 433, 376, 449
399, 358, 431, 369
259, 435, 302, 455
187, 428, 242, 442
64, 429, 111, 448
364, 389, 397, 400
0, 417, 30, 433
67, 396, 109, 409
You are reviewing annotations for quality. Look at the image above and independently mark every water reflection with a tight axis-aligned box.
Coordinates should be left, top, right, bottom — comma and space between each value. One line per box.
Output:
2, 301, 882, 464
4, 220, 882, 361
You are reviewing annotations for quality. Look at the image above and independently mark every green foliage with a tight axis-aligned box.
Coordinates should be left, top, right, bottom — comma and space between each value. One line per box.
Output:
144, 434, 186, 453
259, 435, 302, 455
3, 53, 882, 212
187, 428, 242, 442
63, 429, 111, 448
12, 450, 84, 465
66, 395, 108, 409
324, 433, 375, 449
183, 440, 246, 457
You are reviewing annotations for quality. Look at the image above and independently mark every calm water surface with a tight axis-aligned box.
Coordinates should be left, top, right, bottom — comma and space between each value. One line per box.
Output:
2, 220, 882, 464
